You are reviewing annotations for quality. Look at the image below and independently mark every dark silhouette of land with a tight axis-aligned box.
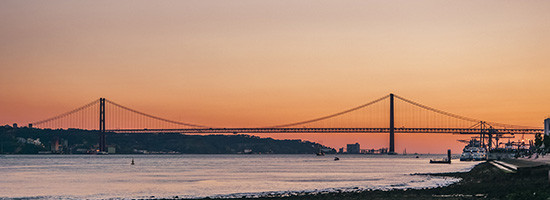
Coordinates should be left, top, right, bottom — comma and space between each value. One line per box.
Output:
0, 125, 335, 154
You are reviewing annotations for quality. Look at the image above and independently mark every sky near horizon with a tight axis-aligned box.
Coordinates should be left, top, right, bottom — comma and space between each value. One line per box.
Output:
1, 0, 549, 153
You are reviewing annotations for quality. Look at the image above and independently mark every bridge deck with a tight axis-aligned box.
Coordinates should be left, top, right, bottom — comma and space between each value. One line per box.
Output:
109, 127, 542, 134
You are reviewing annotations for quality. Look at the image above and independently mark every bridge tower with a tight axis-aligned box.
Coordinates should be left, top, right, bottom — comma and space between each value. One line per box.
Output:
99, 98, 106, 152
389, 93, 395, 154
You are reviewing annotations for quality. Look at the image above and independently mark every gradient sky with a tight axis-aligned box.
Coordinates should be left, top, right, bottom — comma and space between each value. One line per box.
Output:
1, 1, 549, 153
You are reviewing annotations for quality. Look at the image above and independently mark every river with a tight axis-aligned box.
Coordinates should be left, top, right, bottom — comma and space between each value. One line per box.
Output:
0, 154, 480, 199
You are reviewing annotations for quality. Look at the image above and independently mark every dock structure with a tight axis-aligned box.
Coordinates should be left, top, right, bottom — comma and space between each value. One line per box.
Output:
489, 159, 549, 174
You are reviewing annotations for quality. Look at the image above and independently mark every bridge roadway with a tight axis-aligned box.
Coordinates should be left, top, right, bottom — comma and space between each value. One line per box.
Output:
109, 127, 542, 135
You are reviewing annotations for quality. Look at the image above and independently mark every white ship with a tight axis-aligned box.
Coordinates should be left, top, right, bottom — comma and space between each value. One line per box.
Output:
460, 139, 487, 161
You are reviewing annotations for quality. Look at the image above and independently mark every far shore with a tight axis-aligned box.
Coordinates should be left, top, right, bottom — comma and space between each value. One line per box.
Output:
187, 160, 550, 200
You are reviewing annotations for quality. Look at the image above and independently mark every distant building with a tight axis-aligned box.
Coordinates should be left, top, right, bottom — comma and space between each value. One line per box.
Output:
545, 118, 550, 136
338, 147, 344, 154
51, 139, 60, 152
12, 123, 18, 128
347, 143, 360, 154
107, 146, 116, 154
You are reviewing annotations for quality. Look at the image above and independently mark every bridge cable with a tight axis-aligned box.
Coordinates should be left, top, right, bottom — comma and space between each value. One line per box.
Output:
394, 94, 541, 129
265, 94, 390, 128
104, 99, 210, 129
31, 99, 100, 126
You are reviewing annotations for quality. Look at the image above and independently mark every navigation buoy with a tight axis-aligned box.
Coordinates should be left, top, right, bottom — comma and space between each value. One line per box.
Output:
131, 158, 135, 165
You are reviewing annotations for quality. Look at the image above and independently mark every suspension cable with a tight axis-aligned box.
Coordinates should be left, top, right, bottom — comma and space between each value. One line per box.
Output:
265, 94, 390, 128
105, 99, 210, 128
394, 94, 541, 129
32, 99, 100, 126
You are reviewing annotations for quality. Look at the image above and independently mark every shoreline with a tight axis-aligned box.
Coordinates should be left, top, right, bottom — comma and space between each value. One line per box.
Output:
190, 161, 550, 200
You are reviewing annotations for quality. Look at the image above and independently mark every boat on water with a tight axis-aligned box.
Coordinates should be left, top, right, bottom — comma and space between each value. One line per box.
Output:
459, 151, 472, 161
430, 149, 452, 164
460, 139, 487, 161
472, 148, 487, 161
429, 159, 450, 164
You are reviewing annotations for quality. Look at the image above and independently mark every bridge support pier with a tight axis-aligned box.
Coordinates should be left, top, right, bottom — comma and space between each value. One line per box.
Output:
99, 98, 106, 152
389, 93, 395, 154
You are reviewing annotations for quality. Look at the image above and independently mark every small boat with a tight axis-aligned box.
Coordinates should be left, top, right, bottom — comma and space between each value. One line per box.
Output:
334, 157, 340, 161
316, 151, 325, 156
429, 159, 451, 164
430, 149, 452, 164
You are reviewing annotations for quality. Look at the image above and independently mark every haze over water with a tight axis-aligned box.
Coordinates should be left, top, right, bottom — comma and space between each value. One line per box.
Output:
0, 154, 479, 199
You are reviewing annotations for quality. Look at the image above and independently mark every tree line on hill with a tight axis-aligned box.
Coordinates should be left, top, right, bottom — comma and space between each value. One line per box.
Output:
0, 125, 335, 154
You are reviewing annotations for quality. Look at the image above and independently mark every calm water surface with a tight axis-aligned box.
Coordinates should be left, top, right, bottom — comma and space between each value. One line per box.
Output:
0, 154, 479, 199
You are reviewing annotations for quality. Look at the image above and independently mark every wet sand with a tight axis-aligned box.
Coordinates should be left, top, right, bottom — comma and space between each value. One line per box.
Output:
190, 161, 550, 200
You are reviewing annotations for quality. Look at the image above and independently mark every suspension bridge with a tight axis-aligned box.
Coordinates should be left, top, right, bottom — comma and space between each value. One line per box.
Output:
29, 94, 544, 153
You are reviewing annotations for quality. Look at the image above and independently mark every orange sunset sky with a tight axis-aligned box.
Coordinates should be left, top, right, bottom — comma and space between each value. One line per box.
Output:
1, 1, 549, 153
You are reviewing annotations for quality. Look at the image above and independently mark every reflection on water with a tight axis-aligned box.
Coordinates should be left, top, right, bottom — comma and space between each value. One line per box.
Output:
0, 154, 479, 199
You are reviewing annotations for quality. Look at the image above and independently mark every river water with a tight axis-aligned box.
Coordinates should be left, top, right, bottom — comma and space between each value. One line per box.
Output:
0, 154, 479, 199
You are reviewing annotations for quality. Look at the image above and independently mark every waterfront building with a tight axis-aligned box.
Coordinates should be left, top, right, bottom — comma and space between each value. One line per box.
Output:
108, 146, 116, 154
545, 118, 550, 136
347, 143, 360, 154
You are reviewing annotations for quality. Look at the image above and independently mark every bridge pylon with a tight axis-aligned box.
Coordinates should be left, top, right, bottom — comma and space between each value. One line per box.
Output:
99, 98, 106, 152
389, 93, 395, 154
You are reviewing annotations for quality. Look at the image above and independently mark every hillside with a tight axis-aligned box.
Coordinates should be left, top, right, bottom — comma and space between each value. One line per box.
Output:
0, 125, 335, 154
